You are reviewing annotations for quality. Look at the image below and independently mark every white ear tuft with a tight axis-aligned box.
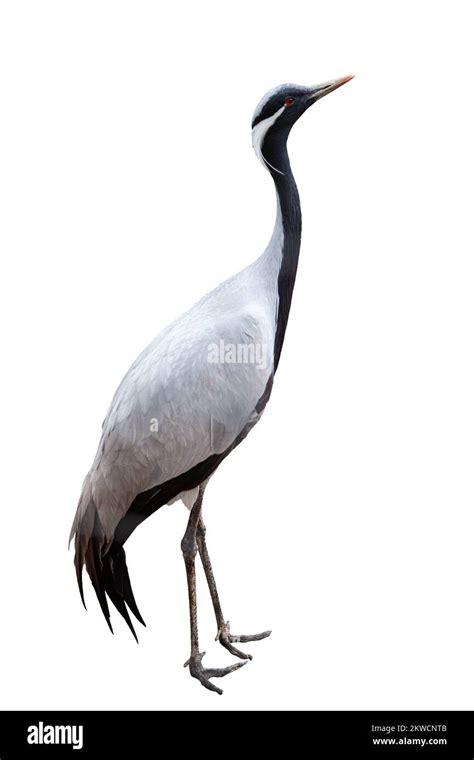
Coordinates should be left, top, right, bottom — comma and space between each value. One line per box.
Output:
251, 106, 285, 175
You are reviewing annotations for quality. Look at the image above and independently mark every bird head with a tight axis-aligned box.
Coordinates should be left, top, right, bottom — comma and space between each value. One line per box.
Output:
252, 77, 354, 175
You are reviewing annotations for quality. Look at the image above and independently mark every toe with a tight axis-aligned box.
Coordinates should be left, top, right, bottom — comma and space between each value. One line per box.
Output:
233, 630, 272, 643
197, 675, 223, 695
204, 661, 247, 678
220, 638, 253, 660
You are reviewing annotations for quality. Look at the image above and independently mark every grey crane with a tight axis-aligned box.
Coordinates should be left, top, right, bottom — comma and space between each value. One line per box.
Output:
70, 76, 353, 694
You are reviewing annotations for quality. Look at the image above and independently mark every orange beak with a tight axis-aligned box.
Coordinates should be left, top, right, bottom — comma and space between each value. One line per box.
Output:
307, 74, 355, 102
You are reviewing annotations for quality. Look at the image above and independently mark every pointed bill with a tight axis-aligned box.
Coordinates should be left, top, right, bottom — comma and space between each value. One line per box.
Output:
307, 74, 354, 102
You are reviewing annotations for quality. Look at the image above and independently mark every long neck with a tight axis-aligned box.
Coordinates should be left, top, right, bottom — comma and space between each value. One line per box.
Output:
266, 136, 302, 371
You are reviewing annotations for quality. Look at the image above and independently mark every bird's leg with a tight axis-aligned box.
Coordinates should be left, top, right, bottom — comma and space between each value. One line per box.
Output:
182, 485, 246, 694
196, 517, 272, 661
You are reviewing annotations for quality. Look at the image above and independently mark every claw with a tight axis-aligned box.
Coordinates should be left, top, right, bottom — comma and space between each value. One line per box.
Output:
218, 621, 272, 660
185, 651, 247, 694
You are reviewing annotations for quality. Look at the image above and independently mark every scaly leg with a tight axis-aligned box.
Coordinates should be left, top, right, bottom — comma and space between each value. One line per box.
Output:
196, 517, 271, 661
182, 485, 246, 694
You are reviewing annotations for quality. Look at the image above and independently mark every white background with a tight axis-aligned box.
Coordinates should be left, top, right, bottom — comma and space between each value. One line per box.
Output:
1, 0, 473, 711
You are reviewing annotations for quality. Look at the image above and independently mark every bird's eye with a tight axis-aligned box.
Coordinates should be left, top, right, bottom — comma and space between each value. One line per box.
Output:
284, 96, 295, 107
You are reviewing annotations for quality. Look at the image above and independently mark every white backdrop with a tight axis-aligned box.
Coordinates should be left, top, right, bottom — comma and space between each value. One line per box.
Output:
1, 0, 473, 711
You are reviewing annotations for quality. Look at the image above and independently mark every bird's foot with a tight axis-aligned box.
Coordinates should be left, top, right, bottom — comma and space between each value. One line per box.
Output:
184, 651, 247, 695
217, 620, 272, 660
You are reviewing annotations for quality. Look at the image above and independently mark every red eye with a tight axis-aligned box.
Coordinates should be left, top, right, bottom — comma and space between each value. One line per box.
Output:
284, 96, 295, 107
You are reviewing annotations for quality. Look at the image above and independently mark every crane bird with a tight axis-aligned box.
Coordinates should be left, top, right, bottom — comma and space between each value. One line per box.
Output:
70, 76, 353, 694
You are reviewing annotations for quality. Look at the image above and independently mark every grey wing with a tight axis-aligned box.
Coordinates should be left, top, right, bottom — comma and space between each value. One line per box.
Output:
73, 305, 274, 543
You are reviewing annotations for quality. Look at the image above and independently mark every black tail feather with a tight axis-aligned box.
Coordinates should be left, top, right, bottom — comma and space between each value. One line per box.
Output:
75, 539, 87, 610
86, 534, 114, 635
111, 545, 146, 627
73, 505, 145, 639
101, 551, 138, 643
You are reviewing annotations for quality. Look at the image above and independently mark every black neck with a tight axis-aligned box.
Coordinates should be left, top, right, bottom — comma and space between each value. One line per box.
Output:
264, 132, 302, 371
